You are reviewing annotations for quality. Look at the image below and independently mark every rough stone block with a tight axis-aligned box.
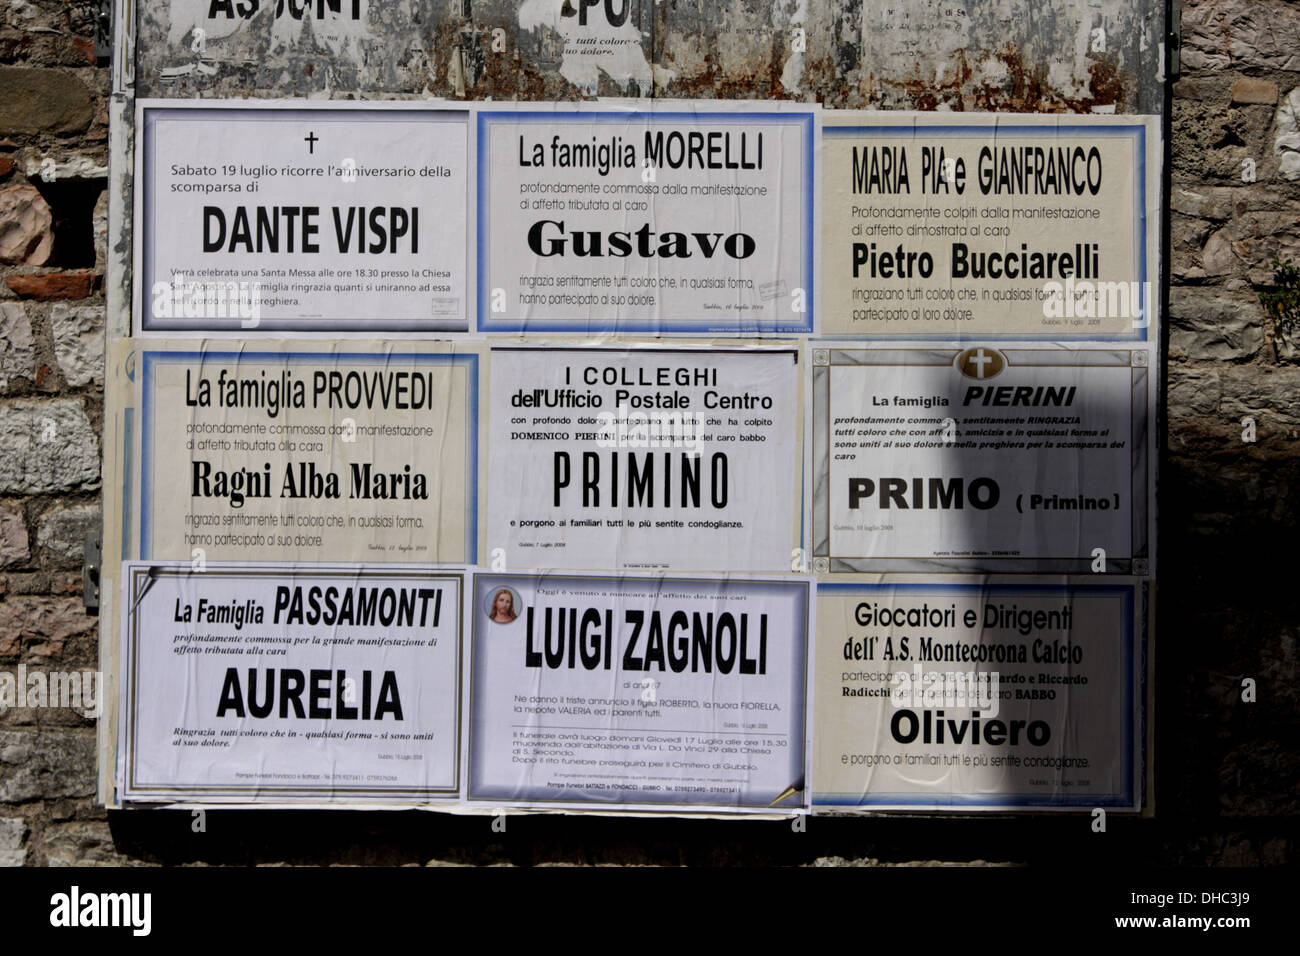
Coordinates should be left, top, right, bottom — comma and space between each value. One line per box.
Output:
1194, 193, 1300, 280
0, 67, 94, 134
0, 183, 52, 265
1276, 87, 1300, 182
0, 816, 26, 866
36, 503, 98, 568
1171, 186, 1237, 221
0, 499, 27, 570
1183, 1, 1300, 73
1169, 289, 1264, 360
0, 595, 97, 658
1219, 366, 1300, 429
1219, 740, 1300, 817
49, 303, 103, 387
1231, 77, 1278, 104
0, 730, 96, 802
1168, 367, 1222, 418
1172, 76, 1229, 103
92, 188, 107, 270
0, 399, 99, 494
0, 302, 35, 389
21, 154, 107, 180
1200, 229, 1241, 275
1170, 99, 1273, 182
45, 821, 145, 867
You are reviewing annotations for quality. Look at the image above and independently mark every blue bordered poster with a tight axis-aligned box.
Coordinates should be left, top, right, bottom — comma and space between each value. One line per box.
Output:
135, 100, 471, 334
133, 342, 481, 564
118, 563, 466, 803
812, 578, 1145, 811
477, 102, 816, 335
467, 572, 812, 813
821, 113, 1160, 342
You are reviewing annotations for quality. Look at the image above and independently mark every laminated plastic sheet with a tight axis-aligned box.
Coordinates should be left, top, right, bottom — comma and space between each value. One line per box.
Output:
809, 343, 1155, 575
466, 571, 812, 814
118, 563, 465, 803
812, 576, 1147, 812
135, 101, 473, 334
821, 113, 1162, 342
128, 340, 484, 565
476, 102, 815, 335
486, 341, 803, 572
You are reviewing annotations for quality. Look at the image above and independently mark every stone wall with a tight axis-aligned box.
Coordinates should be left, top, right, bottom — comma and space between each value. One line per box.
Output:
1159, 0, 1300, 863
0, 0, 1296, 866
0, 0, 109, 867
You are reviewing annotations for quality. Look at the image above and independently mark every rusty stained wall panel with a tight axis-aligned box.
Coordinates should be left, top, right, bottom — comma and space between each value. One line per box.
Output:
655, 0, 1165, 112
134, 0, 1165, 114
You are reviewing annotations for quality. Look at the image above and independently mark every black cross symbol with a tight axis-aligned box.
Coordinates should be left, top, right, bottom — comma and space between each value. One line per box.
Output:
304, 131, 319, 153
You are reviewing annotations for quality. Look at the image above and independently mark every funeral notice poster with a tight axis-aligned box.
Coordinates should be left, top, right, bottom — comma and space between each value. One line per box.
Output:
134, 342, 481, 564
487, 345, 801, 571
477, 104, 814, 334
812, 346, 1152, 574
119, 564, 464, 802
137, 101, 470, 333
822, 114, 1159, 340
813, 580, 1143, 810
468, 573, 811, 812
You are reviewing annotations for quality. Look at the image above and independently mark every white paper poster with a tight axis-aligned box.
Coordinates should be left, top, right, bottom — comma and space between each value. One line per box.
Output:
812, 345, 1152, 574
487, 345, 801, 571
133, 341, 480, 564
477, 104, 815, 334
136, 101, 470, 333
821, 113, 1160, 341
813, 579, 1144, 811
118, 564, 464, 802
468, 572, 811, 813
